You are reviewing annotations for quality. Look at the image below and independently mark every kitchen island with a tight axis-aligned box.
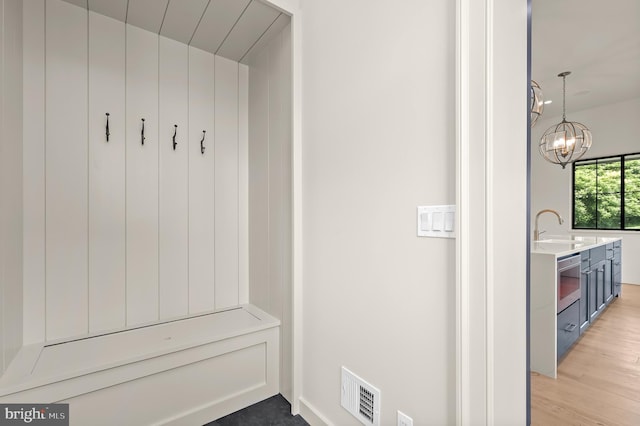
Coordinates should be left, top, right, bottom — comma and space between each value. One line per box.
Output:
531, 235, 622, 378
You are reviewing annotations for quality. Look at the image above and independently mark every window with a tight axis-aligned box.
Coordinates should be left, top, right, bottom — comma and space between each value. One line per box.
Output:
573, 153, 640, 230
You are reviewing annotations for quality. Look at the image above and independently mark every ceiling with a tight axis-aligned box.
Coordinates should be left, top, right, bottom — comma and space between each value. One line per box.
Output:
532, 0, 640, 119
62, 0, 290, 64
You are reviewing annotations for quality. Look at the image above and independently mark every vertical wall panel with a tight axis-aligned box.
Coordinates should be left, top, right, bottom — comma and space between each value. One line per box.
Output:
188, 47, 215, 314
268, 33, 284, 324
238, 64, 249, 304
88, 12, 126, 333
266, 30, 294, 400
214, 55, 239, 309
45, 0, 89, 340
0, 0, 5, 371
126, 24, 159, 326
159, 36, 189, 319
279, 23, 293, 402
1, 0, 23, 370
22, 0, 46, 345
248, 25, 293, 401
248, 49, 269, 309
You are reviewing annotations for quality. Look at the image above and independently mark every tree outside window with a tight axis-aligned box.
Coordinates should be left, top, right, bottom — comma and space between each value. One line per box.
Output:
625, 155, 640, 229
573, 153, 640, 230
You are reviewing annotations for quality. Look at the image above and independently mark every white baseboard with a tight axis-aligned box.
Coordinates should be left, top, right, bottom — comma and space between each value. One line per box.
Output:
299, 396, 332, 426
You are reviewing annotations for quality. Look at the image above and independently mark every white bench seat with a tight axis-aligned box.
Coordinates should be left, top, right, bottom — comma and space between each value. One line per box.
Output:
0, 304, 280, 426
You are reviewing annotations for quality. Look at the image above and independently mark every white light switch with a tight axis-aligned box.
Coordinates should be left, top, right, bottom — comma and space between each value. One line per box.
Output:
432, 212, 444, 231
417, 205, 455, 238
420, 212, 431, 231
445, 212, 455, 231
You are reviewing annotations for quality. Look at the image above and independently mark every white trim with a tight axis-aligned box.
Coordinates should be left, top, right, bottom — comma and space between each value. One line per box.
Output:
485, 0, 495, 423
456, 0, 491, 423
289, 10, 303, 416
259, 0, 303, 416
454, 0, 470, 423
456, 0, 528, 424
299, 396, 332, 426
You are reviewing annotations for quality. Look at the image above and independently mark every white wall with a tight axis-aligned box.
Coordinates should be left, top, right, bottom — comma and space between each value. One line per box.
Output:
532, 97, 640, 284
300, 0, 456, 424
247, 23, 293, 402
22, 0, 249, 343
0, 0, 23, 374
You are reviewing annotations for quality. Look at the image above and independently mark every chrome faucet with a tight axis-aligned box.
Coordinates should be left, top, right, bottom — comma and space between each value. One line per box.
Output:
534, 209, 564, 241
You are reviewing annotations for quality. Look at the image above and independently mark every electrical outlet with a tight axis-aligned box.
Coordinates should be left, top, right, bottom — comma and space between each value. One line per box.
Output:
397, 410, 413, 426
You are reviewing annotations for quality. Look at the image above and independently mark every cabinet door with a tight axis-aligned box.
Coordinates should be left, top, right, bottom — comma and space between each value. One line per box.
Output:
596, 263, 605, 310
588, 269, 597, 321
604, 259, 613, 303
579, 270, 589, 333
589, 261, 606, 322
614, 248, 622, 297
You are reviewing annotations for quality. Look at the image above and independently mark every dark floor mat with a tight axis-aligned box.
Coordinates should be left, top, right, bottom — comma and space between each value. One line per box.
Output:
205, 394, 309, 426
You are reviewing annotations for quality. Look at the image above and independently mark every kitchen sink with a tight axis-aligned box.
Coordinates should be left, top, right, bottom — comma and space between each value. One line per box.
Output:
533, 242, 584, 253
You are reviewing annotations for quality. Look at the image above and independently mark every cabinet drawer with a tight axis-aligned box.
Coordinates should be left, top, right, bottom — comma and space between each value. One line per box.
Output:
614, 273, 622, 297
614, 240, 622, 248
590, 246, 606, 264
606, 243, 614, 259
614, 248, 621, 260
613, 262, 621, 277
581, 251, 590, 270
557, 300, 580, 359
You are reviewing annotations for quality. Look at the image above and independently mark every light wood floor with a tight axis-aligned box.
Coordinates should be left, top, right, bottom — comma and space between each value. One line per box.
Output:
531, 284, 640, 426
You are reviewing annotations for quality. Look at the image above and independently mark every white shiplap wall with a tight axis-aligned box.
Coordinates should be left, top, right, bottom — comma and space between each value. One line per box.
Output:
45, 0, 89, 341
1, 0, 23, 372
247, 24, 292, 402
22, 0, 45, 346
23, 0, 248, 343
88, 11, 126, 333
125, 23, 160, 328
188, 47, 216, 314
214, 55, 241, 310
158, 36, 189, 320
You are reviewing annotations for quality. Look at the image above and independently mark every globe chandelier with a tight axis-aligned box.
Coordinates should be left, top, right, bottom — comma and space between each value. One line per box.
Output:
530, 80, 543, 127
539, 71, 592, 169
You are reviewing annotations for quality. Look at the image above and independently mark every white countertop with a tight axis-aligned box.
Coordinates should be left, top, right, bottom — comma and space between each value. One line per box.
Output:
532, 234, 621, 257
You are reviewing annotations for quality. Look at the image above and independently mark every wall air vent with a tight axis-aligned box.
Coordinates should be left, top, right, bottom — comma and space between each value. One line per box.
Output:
341, 366, 381, 426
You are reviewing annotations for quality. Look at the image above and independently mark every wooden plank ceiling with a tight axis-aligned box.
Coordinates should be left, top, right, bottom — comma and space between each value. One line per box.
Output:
65, 0, 288, 64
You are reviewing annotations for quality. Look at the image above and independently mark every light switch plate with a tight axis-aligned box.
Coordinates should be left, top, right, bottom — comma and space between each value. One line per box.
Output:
419, 212, 431, 231
417, 205, 455, 238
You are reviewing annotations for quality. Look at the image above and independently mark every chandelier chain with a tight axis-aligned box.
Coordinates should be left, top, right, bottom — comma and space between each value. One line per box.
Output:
562, 74, 566, 122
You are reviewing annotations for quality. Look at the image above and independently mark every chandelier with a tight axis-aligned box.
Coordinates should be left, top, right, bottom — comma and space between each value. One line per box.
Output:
530, 80, 543, 127
539, 71, 592, 169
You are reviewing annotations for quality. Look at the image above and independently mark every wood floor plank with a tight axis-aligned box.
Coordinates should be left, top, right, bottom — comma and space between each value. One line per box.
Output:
532, 284, 640, 426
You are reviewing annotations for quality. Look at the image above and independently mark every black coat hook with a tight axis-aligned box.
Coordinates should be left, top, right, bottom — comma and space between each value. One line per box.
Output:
105, 113, 110, 142
172, 125, 178, 150
200, 130, 206, 154
141, 118, 145, 145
